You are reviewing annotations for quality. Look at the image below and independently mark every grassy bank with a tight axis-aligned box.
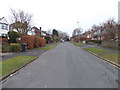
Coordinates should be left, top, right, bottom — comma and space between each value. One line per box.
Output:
83, 47, 119, 65
0, 56, 37, 78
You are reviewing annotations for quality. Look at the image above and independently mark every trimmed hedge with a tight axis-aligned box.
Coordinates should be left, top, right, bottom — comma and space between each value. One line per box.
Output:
8, 31, 20, 43
21, 35, 46, 49
2, 45, 10, 53
0, 38, 9, 46
9, 43, 21, 52
86, 40, 102, 44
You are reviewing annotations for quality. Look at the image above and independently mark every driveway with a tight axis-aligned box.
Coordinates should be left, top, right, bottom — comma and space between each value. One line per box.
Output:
2, 42, 119, 88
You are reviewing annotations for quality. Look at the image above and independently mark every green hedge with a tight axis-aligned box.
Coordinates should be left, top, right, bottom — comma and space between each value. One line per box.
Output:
2, 46, 10, 53
86, 40, 102, 44
8, 31, 20, 43
9, 43, 21, 52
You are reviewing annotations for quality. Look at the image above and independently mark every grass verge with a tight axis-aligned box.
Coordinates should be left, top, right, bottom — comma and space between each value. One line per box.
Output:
83, 47, 119, 65
83, 47, 107, 54
0, 56, 37, 78
41, 45, 56, 50
55, 42, 61, 45
70, 42, 84, 47
100, 54, 119, 64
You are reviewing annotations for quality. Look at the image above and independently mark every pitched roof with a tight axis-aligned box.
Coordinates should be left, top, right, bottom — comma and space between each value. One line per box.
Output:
0, 17, 4, 21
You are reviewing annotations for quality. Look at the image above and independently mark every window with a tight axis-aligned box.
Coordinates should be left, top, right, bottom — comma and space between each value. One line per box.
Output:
1, 24, 8, 30
5, 25, 8, 30
2, 34, 7, 37
1, 24, 4, 29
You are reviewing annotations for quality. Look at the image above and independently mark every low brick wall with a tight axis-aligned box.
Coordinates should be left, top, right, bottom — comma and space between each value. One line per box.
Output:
102, 40, 119, 48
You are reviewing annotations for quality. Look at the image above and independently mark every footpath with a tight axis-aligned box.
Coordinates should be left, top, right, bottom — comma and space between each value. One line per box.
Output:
0, 43, 53, 61
79, 43, 119, 54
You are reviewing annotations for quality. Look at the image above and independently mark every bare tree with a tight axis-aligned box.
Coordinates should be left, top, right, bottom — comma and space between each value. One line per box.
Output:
72, 27, 82, 37
102, 18, 117, 40
9, 9, 33, 36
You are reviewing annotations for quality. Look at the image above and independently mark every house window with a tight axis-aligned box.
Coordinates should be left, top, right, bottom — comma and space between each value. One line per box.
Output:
1, 24, 4, 29
5, 25, 8, 30
1, 24, 8, 30
2, 34, 7, 37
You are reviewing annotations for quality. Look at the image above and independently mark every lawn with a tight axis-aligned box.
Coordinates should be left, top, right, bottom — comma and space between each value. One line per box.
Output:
41, 45, 56, 50
83, 47, 119, 65
70, 42, 84, 47
0, 56, 37, 78
83, 47, 107, 54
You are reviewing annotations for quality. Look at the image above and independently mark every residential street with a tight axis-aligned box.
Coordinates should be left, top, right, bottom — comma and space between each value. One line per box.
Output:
2, 42, 118, 88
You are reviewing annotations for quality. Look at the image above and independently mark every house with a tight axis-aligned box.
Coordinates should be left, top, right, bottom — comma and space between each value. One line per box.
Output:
93, 27, 103, 40
83, 31, 93, 40
28, 26, 52, 38
0, 17, 9, 37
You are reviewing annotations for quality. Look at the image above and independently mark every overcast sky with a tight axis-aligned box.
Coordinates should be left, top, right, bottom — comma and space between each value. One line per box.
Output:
0, 0, 119, 36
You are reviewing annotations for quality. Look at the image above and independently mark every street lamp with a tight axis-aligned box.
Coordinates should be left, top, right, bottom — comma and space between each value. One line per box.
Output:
77, 21, 79, 28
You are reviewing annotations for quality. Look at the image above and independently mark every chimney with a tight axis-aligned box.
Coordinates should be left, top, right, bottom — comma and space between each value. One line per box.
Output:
40, 27, 42, 37
40, 27, 42, 31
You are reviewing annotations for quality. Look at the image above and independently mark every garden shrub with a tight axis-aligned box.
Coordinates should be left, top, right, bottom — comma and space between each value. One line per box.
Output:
8, 31, 20, 43
2, 45, 10, 53
40, 37, 46, 46
0, 38, 9, 46
9, 43, 21, 52
44, 36, 51, 43
86, 40, 101, 44
21, 35, 35, 49
21, 35, 46, 49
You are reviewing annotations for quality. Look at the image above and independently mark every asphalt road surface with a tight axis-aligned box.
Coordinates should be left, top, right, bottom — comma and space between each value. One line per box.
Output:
2, 42, 119, 88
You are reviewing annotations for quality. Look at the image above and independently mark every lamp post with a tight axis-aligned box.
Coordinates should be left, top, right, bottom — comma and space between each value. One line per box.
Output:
77, 21, 79, 28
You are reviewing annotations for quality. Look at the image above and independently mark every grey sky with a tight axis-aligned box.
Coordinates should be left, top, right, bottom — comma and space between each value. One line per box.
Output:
0, 0, 119, 36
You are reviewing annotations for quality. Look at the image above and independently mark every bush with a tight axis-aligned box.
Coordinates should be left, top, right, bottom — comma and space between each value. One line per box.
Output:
9, 43, 21, 52
44, 36, 51, 43
2, 45, 10, 53
21, 35, 46, 49
0, 38, 9, 46
8, 31, 20, 43
86, 40, 101, 44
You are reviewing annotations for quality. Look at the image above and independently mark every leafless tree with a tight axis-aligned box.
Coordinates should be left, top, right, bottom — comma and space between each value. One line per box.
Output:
9, 9, 33, 36
72, 27, 82, 37
102, 18, 117, 40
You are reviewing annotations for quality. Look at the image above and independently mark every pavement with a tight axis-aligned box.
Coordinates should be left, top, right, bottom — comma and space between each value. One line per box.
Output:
1, 43, 54, 61
2, 42, 119, 88
78, 43, 119, 54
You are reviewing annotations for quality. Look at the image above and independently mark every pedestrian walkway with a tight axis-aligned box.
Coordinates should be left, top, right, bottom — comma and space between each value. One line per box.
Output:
1, 43, 53, 61
79, 43, 119, 54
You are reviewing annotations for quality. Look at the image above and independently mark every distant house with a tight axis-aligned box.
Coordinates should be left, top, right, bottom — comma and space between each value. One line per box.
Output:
0, 17, 9, 37
28, 27, 52, 38
93, 27, 103, 40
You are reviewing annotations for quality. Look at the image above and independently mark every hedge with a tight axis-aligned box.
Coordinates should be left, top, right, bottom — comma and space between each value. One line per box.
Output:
0, 38, 9, 46
86, 40, 102, 44
9, 43, 21, 52
21, 35, 46, 49
8, 31, 20, 43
